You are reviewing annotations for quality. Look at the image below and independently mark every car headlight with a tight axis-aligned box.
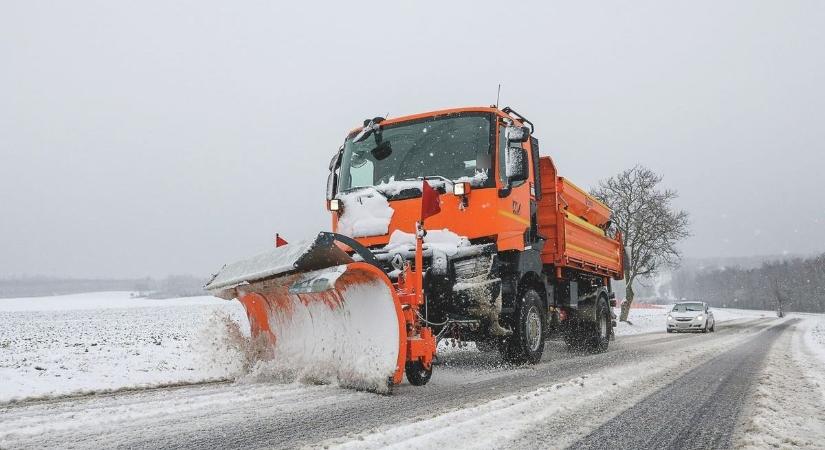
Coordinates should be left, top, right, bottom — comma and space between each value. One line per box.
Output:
667, 315, 673, 321
696, 314, 704, 321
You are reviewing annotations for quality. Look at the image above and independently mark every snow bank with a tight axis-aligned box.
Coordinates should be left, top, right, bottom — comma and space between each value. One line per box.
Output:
801, 315, 825, 367
796, 315, 825, 407
735, 317, 825, 449
337, 188, 395, 238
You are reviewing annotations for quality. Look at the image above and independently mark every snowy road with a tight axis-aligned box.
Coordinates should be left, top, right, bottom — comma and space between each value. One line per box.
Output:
5, 315, 820, 449
570, 320, 794, 449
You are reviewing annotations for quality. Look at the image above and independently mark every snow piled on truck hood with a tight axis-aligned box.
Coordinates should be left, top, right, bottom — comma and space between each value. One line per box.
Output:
337, 188, 394, 238
383, 229, 470, 256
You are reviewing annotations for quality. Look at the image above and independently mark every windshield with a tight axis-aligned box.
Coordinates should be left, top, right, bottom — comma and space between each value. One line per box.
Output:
338, 113, 494, 198
672, 303, 704, 312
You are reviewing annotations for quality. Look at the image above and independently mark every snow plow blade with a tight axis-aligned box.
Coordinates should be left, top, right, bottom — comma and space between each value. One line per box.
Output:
205, 233, 407, 392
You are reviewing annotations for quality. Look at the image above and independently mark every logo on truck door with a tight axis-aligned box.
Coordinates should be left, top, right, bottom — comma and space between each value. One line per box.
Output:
512, 201, 522, 215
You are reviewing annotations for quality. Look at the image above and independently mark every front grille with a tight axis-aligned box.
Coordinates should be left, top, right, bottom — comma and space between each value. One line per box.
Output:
453, 255, 491, 281
675, 318, 691, 322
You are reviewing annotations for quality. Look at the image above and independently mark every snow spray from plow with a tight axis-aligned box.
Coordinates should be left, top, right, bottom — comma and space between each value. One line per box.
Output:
206, 232, 436, 393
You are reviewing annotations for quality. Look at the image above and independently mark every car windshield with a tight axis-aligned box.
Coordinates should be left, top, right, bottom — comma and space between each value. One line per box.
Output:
338, 113, 494, 198
672, 303, 704, 312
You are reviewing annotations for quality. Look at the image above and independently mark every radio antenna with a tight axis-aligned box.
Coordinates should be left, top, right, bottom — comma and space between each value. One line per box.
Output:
496, 83, 501, 109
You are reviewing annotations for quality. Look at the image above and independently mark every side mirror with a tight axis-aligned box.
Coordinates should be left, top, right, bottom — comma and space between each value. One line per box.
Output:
326, 148, 342, 201
326, 172, 338, 201
328, 148, 342, 171
505, 125, 530, 143
505, 146, 528, 183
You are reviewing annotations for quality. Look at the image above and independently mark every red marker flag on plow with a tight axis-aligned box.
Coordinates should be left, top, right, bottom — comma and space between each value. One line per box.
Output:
421, 181, 441, 221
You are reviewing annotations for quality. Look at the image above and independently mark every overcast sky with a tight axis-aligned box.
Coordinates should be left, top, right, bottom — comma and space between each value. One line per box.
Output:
2, 1, 824, 278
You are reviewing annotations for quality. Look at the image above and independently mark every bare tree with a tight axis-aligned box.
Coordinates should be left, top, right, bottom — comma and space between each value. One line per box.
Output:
591, 166, 690, 322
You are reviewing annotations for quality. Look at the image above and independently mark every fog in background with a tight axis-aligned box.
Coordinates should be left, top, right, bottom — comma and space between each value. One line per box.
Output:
2, 1, 824, 279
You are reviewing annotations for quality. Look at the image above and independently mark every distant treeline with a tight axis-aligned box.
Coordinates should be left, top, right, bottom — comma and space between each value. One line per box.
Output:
668, 253, 825, 313
0, 275, 208, 299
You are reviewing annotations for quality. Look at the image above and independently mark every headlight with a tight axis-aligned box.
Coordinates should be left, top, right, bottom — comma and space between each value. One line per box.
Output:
667, 315, 673, 321
696, 314, 703, 321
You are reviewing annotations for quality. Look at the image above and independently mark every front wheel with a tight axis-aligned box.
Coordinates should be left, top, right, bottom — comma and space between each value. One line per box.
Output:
405, 360, 432, 386
500, 289, 546, 364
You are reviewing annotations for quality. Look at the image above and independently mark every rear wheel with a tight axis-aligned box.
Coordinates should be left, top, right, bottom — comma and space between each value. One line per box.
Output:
667, 329, 673, 333
500, 289, 546, 364
405, 360, 432, 386
581, 299, 611, 353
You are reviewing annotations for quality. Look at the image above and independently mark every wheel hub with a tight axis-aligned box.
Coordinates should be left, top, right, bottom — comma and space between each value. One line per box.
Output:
526, 307, 542, 352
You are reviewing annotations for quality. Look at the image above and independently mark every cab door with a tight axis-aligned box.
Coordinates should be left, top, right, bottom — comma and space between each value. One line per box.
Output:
495, 118, 533, 251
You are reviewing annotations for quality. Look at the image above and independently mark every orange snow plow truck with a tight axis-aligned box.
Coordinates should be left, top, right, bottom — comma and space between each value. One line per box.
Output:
206, 106, 624, 392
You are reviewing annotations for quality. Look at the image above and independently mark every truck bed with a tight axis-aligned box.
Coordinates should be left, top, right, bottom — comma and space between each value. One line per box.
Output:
536, 157, 623, 279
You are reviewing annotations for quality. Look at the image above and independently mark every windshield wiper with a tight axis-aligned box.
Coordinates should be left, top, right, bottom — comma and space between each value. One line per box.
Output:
397, 176, 454, 189
339, 185, 389, 199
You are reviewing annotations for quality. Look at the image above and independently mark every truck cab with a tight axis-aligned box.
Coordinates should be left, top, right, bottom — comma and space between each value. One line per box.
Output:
326, 106, 623, 363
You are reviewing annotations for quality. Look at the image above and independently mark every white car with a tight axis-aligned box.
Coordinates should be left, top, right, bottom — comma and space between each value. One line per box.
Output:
666, 302, 715, 333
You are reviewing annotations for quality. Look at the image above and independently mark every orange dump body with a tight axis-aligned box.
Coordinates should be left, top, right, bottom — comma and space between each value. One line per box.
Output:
538, 157, 623, 279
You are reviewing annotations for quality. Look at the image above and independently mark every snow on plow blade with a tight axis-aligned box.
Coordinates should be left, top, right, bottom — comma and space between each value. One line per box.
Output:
206, 233, 405, 392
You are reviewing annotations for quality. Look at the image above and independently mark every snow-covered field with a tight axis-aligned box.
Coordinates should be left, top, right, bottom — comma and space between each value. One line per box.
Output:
0, 292, 818, 408
0, 292, 249, 403
1, 292, 823, 449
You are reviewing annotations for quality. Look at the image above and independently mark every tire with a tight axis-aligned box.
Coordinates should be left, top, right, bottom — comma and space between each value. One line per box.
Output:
581, 298, 611, 353
710, 322, 715, 332
666, 329, 673, 333
405, 360, 432, 386
500, 289, 546, 364
702, 322, 708, 333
